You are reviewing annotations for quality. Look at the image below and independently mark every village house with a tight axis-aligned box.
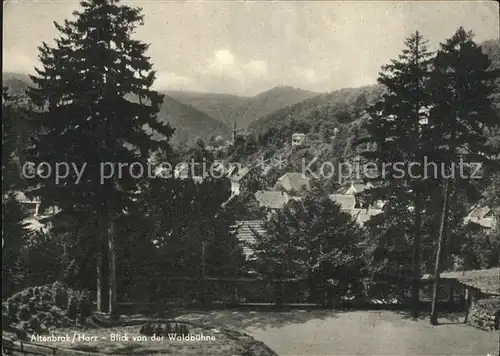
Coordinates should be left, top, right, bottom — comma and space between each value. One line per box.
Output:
345, 181, 374, 196
13, 190, 60, 232
329, 194, 383, 227
343, 181, 386, 209
464, 205, 497, 231
421, 268, 500, 330
292, 133, 306, 147
227, 165, 255, 196
273, 172, 311, 195
254, 190, 298, 210
14, 191, 41, 217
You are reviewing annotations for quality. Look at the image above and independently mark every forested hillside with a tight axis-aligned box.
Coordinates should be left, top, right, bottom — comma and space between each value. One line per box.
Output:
228, 86, 320, 128
165, 90, 247, 125
2, 73, 231, 145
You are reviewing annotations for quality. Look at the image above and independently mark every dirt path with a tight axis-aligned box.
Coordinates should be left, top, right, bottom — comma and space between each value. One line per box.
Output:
176, 310, 499, 356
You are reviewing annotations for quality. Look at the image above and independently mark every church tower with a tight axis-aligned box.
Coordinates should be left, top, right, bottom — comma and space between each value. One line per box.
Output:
232, 121, 237, 143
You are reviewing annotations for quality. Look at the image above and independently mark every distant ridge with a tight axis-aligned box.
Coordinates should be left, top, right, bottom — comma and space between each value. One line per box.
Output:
2, 72, 231, 144
227, 85, 320, 128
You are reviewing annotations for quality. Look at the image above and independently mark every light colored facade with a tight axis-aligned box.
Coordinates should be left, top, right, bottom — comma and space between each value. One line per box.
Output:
292, 133, 306, 147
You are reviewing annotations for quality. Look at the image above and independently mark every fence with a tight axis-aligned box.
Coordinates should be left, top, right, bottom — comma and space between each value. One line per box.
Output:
117, 275, 371, 310
115, 275, 468, 312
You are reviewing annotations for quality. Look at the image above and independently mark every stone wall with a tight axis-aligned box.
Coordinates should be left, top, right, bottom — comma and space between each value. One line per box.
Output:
467, 296, 500, 331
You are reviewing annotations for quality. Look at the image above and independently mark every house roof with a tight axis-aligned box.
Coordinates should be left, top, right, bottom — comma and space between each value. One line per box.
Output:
468, 206, 492, 219
422, 268, 500, 295
254, 190, 290, 209
275, 172, 310, 192
466, 217, 496, 229
13, 191, 41, 204
350, 208, 383, 225
233, 220, 265, 256
465, 205, 496, 228
329, 194, 356, 210
229, 166, 252, 182
351, 183, 368, 193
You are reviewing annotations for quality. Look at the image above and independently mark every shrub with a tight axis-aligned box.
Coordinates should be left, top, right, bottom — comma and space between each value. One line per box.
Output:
5, 300, 18, 319
28, 316, 41, 333
140, 322, 190, 337
17, 305, 31, 321
20, 321, 29, 331
4, 283, 92, 331
2, 312, 10, 329
52, 282, 68, 308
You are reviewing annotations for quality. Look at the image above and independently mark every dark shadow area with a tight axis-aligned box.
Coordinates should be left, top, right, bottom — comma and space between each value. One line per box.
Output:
395, 310, 466, 324
112, 344, 174, 355
97, 307, 348, 331
110, 299, 470, 330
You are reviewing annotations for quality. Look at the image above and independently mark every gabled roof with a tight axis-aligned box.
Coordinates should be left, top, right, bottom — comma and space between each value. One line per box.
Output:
329, 194, 356, 210
229, 166, 252, 182
277, 172, 308, 182
254, 190, 290, 209
275, 172, 310, 192
352, 184, 366, 192
468, 206, 492, 219
350, 208, 383, 225
465, 205, 496, 229
466, 216, 496, 229
13, 191, 41, 204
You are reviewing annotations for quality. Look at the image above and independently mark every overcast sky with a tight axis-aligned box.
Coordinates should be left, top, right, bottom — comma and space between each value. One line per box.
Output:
3, 1, 499, 96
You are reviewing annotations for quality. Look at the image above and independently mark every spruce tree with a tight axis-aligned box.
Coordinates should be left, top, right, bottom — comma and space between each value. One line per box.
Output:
27, 0, 174, 313
428, 27, 500, 325
360, 31, 435, 318
2, 89, 33, 296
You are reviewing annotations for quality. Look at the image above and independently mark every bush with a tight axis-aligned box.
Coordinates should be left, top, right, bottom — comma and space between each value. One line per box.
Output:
52, 281, 69, 308
5, 300, 18, 320
2, 312, 10, 329
18, 305, 31, 321
28, 316, 41, 333
4, 283, 93, 332
140, 322, 190, 337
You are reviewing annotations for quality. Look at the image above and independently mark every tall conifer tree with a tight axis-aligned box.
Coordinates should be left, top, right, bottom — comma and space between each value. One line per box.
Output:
361, 31, 435, 318
27, 0, 174, 313
428, 27, 499, 325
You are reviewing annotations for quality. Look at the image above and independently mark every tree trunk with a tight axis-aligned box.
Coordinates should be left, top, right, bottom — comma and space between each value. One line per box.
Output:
96, 205, 109, 312
430, 178, 451, 325
108, 220, 117, 315
307, 269, 315, 303
411, 189, 422, 318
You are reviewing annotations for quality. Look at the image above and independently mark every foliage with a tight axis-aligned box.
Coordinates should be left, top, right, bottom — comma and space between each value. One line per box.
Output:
26, 0, 175, 310
251, 195, 365, 296
3, 282, 92, 333
116, 174, 246, 300
223, 190, 266, 220
359, 32, 436, 310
